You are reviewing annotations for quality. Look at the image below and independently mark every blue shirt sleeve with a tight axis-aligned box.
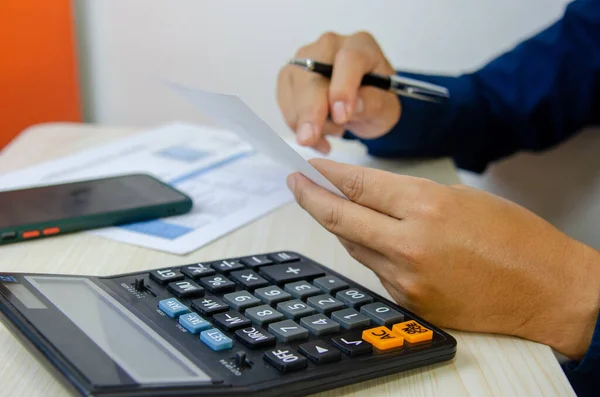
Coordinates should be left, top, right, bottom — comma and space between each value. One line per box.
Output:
562, 311, 600, 397
346, 0, 600, 173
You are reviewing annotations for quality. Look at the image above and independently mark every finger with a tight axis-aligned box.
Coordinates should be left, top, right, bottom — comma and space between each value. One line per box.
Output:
291, 33, 342, 147
287, 172, 401, 253
313, 137, 331, 154
323, 120, 345, 137
345, 87, 401, 139
308, 158, 438, 219
338, 237, 390, 274
328, 38, 377, 124
292, 76, 330, 147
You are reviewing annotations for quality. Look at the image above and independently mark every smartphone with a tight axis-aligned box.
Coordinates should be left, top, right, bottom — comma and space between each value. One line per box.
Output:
0, 174, 193, 245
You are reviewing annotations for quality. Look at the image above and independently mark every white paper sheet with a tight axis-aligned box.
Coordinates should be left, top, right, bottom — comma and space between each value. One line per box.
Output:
0, 123, 294, 255
170, 82, 346, 198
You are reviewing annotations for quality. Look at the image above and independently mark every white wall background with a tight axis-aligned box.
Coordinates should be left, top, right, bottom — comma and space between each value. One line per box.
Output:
74, 0, 600, 249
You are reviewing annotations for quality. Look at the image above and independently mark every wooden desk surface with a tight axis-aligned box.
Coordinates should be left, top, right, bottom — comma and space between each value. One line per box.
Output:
0, 123, 575, 396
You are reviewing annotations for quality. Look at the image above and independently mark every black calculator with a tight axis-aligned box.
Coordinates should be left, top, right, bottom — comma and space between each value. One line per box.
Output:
0, 251, 456, 396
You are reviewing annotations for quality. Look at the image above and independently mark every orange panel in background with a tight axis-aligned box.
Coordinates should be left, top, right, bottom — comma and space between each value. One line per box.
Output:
0, 0, 81, 151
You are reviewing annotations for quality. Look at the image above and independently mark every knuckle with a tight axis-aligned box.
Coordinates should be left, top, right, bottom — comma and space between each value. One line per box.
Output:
323, 204, 343, 233
318, 31, 339, 46
335, 47, 366, 64
343, 169, 365, 202
420, 190, 454, 220
352, 30, 375, 42
295, 44, 313, 58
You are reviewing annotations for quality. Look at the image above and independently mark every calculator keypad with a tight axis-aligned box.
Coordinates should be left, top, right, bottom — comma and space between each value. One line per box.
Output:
223, 291, 261, 311
245, 305, 285, 326
229, 270, 269, 290
277, 299, 316, 320
180, 263, 215, 279
284, 281, 321, 299
167, 280, 204, 299
150, 269, 184, 284
213, 311, 252, 332
306, 294, 345, 314
360, 302, 405, 326
268, 320, 309, 343
254, 286, 291, 305
199, 275, 236, 294
299, 314, 340, 336
313, 276, 349, 294
260, 263, 325, 285
147, 251, 442, 377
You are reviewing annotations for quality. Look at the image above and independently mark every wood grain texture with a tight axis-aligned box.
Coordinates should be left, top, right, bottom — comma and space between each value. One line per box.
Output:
0, 123, 575, 396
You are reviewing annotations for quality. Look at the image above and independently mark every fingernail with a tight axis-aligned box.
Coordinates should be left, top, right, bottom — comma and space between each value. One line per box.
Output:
355, 97, 364, 114
297, 123, 314, 144
286, 174, 296, 191
332, 101, 348, 124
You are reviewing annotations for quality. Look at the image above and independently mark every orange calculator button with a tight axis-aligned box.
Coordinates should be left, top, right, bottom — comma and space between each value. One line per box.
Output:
361, 326, 404, 350
392, 321, 433, 343
42, 227, 60, 236
22, 230, 40, 239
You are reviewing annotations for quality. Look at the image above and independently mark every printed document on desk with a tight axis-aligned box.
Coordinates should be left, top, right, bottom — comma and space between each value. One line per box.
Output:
0, 123, 293, 254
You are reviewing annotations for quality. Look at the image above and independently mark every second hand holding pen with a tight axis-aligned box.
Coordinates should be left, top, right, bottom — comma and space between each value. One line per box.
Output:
288, 58, 449, 103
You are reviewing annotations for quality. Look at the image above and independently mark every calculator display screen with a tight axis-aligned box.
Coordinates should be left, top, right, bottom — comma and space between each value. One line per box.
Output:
26, 276, 211, 384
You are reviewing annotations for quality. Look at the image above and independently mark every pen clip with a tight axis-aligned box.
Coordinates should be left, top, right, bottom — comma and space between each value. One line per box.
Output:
389, 75, 450, 103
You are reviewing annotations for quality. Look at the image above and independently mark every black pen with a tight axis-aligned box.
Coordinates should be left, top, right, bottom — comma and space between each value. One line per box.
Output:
288, 58, 449, 103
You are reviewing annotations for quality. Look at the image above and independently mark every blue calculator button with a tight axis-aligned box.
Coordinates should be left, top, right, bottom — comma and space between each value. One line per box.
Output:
158, 298, 190, 318
179, 313, 211, 334
200, 328, 233, 351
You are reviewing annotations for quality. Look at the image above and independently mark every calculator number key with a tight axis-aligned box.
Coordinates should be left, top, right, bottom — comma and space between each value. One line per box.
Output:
167, 280, 204, 299
284, 281, 321, 299
254, 286, 291, 305
306, 294, 345, 314
335, 289, 373, 309
199, 275, 236, 294
268, 320, 309, 343
181, 263, 215, 279
362, 326, 404, 350
245, 305, 285, 326
360, 302, 405, 326
300, 314, 340, 336
392, 320, 433, 343
150, 269, 184, 285
331, 308, 371, 330
331, 332, 373, 357
277, 299, 316, 320
264, 348, 307, 373
223, 291, 261, 311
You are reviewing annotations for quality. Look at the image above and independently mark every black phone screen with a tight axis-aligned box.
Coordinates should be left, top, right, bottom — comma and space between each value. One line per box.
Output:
0, 174, 187, 229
